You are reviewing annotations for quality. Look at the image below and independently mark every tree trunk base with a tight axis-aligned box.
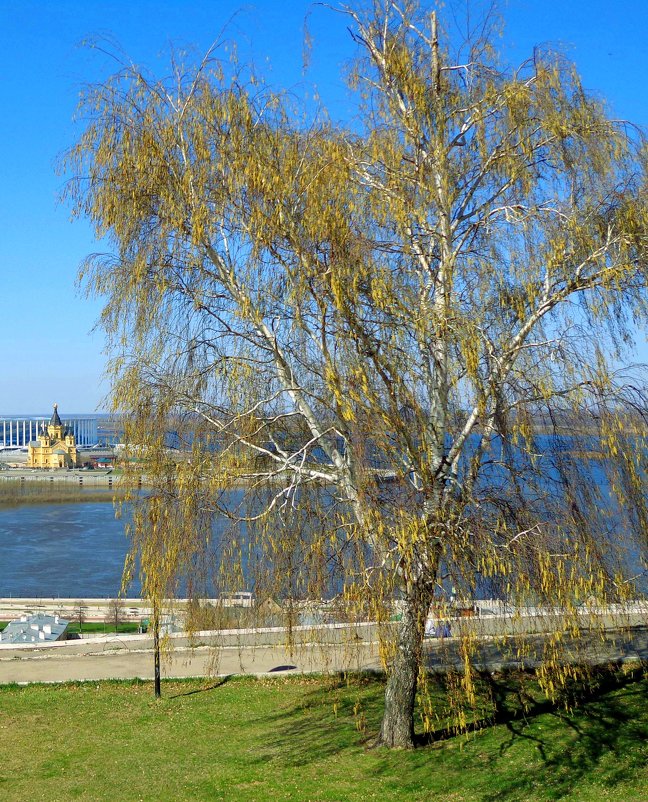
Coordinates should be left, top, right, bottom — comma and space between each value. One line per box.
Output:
372, 731, 416, 750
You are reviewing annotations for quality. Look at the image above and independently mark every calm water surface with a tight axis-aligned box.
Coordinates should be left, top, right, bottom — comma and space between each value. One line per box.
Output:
1, 466, 645, 597
0, 502, 136, 597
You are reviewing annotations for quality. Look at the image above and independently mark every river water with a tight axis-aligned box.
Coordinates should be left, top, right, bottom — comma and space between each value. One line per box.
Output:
0, 501, 134, 598
1, 469, 645, 598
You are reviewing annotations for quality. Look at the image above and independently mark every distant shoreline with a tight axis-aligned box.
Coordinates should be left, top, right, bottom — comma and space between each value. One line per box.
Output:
0, 476, 127, 508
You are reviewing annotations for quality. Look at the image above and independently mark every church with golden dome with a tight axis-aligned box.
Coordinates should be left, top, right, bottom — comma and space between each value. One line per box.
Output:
27, 404, 81, 469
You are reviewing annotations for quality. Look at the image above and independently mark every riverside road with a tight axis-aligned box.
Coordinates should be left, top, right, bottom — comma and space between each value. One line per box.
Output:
1, 620, 646, 684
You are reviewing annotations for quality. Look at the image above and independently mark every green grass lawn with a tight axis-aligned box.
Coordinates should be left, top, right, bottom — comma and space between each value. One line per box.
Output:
66, 621, 142, 635
0, 667, 646, 801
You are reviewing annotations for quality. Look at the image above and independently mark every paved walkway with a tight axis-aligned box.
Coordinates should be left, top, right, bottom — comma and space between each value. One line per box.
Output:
1, 626, 645, 685
0, 638, 379, 683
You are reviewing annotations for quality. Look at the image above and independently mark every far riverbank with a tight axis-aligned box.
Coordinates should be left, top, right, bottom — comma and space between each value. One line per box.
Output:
0, 470, 133, 507
0, 478, 128, 507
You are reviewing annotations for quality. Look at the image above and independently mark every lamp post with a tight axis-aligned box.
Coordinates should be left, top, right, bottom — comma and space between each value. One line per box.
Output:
153, 598, 161, 698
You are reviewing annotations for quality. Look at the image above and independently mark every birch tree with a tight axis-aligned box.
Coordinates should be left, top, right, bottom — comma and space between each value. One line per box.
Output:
66, 1, 648, 748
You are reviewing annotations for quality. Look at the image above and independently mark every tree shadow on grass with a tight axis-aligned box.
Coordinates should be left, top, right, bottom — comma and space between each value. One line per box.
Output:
458, 665, 648, 801
247, 673, 387, 767
249, 665, 647, 799
168, 675, 232, 698
413, 662, 644, 742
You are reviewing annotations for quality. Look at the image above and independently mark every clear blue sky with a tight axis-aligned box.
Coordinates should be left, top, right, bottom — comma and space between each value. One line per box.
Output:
1, 0, 647, 414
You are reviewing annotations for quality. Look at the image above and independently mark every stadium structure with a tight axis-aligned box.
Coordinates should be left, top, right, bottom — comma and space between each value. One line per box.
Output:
0, 415, 98, 449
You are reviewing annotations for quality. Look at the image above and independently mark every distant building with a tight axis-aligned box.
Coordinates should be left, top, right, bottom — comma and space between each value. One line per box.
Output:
0, 613, 69, 644
27, 404, 82, 469
0, 413, 98, 448
92, 457, 115, 469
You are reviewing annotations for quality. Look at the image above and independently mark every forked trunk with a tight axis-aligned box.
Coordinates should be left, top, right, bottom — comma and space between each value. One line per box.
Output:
378, 580, 433, 748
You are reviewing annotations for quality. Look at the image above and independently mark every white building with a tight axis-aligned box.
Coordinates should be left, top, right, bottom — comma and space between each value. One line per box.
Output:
0, 415, 98, 448
0, 613, 69, 643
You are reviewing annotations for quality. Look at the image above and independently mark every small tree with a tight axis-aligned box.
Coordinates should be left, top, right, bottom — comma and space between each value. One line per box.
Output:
67, 1, 648, 747
106, 598, 125, 632
73, 600, 88, 634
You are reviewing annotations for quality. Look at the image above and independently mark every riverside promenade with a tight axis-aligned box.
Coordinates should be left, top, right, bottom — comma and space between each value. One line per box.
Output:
1, 598, 646, 684
0, 468, 123, 487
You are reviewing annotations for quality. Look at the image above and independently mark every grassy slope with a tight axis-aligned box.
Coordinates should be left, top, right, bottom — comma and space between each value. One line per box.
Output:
0, 670, 646, 802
